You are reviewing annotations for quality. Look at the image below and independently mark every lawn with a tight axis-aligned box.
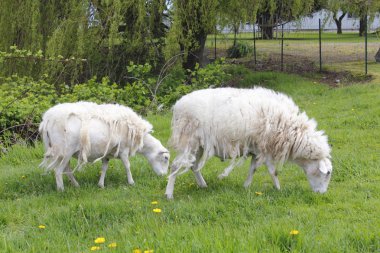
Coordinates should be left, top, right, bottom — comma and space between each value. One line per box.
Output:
206, 31, 380, 79
0, 71, 379, 252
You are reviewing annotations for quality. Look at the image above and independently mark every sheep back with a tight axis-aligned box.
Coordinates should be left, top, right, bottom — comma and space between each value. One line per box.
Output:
170, 87, 330, 167
39, 102, 152, 170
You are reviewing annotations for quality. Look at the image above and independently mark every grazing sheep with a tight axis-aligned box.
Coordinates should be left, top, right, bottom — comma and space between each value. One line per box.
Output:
39, 102, 170, 191
165, 87, 332, 199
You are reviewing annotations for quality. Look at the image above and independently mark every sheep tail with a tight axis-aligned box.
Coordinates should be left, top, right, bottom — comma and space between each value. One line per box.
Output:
76, 118, 90, 170
39, 120, 61, 172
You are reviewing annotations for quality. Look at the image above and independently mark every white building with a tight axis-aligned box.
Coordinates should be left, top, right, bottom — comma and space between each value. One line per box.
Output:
284, 9, 380, 31
222, 9, 380, 33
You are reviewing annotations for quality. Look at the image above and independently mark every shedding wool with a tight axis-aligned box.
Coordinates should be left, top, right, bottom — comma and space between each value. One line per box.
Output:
169, 87, 330, 173
39, 102, 152, 171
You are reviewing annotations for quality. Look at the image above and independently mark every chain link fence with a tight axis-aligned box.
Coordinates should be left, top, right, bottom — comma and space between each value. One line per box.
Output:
207, 17, 380, 82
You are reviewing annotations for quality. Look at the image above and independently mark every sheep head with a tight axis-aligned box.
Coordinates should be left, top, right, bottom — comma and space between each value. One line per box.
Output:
140, 134, 170, 176
296, 157, 332, 193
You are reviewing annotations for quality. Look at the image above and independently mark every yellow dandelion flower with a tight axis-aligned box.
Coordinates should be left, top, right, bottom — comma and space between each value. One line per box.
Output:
144, 250, 154, 253
133, 249, 142, 253
255, 192, 263, 196
108, 242, 117, 248
94, 237, 106, 244
90, 246, 101, 251
153, 208, 162, 213
38, 225, 46, 229
21, 175, 26, 179
290, 230, 299, 235
151, 201, 158, 205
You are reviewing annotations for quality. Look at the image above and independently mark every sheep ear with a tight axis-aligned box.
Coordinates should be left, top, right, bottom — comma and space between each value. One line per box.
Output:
318, 159, 331, 174
309, 118, 317, 130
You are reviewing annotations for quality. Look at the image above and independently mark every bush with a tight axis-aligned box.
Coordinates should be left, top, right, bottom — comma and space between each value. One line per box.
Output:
159, 59, 231, 107
227, 42, 252, 58
0, 75, 57, 150
0, 60, 233, 151
58, 77, 121, 104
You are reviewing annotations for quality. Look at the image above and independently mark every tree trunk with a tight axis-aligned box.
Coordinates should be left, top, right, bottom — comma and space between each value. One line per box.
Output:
181, 30, 208, 70
359, 15, 367, 37
233, 24, 239, 46
333, 12, 346, 34
261, 25, 274, 39
258, 12, 274, 40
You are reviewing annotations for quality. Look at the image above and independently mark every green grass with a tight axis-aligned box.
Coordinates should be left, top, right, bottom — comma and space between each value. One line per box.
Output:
207, 31, 380, 46
207, 31, 380, 84
1, 71, 380, 252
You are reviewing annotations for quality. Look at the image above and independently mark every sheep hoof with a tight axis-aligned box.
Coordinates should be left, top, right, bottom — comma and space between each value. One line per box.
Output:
98, 183, 105, 188
218, 174, 226, 180
165, 193, 174, 200
243, 181, 251, 188
198, 183, 208, 188
128, 181, 135, 186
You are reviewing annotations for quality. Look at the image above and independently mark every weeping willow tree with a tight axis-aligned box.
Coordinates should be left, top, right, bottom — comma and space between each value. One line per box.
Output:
0, 0, 168, 84
168, 0, 218, 70
217, 0, 262, 46
0, 0, 44, 78
257, 0, 319, 39
169, 0, 262, 70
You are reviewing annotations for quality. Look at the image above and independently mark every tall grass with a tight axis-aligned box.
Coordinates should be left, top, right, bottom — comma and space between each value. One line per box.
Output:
0, 71, 379, 252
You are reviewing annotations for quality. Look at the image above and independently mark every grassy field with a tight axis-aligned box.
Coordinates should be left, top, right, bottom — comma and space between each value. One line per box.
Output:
206, 31, 380, 79
1, 70, 380, 252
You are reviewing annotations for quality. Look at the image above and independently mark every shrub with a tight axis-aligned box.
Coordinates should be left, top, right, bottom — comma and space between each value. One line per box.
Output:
58, 77, 122, 104
0, 60, 233, 151
0, 75, 57, 150
227, 42, 252, 58
159, 59, 231, 107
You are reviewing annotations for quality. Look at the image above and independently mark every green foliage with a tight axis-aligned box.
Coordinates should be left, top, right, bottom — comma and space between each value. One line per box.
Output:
190, 59, 230, 87
159, 59, 231, 107
170, 0, 219, 69
0, 60, 231, 149
0, 75, 57, 148
227, 42, 252, 58
0, 0, 169, 84
58, 77, 121, 104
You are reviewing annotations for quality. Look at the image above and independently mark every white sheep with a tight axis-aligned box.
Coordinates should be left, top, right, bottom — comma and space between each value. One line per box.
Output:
39, 102, 170, 191
165, 87, 332, 199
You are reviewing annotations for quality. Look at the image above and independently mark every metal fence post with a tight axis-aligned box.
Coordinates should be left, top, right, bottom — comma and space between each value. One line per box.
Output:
365, 15, 368, 75
214, 26, 217, 60
281, 23, 284, 71
253, 24, 257, 65
319, 19, 322, 72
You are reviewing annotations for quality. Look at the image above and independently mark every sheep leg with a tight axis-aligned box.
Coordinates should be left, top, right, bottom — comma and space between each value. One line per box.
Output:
191, 148, 207, 188
64, 165, 79, 187
244, 156, 259, 188
266, 159, 280, 190
55, 157, 71, 191
218, 162, 235, 179
165, 164, 180, 199
98, 158, 109, 188
120, 152, 134, 185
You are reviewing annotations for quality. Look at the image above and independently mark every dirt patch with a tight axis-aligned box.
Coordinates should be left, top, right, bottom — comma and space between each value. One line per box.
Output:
220, 52, 373, 87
